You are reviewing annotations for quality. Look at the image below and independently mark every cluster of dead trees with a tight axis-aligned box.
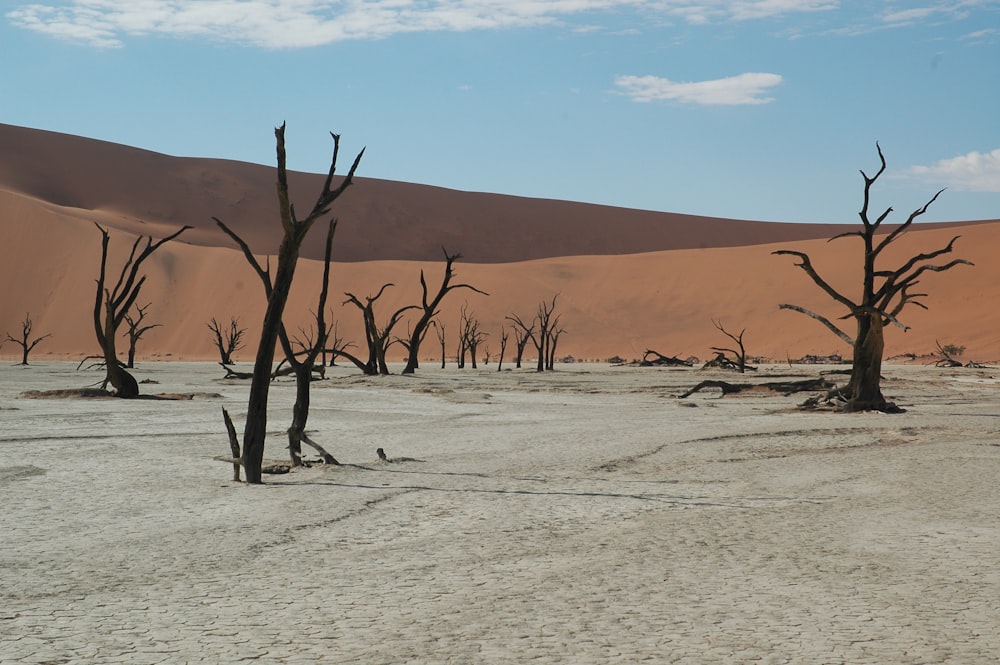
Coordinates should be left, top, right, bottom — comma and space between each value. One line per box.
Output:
18, 133, 974, 486
202, 278, 566, 377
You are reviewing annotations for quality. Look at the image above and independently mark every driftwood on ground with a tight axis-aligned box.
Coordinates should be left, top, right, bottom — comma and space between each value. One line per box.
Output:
678, 377, 835, 399
641, 350, 693, 367
702, 351, 757, 372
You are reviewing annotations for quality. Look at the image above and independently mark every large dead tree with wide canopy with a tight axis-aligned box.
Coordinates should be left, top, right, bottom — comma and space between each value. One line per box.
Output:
216, 123, 363, 483
774, 144, 971, 412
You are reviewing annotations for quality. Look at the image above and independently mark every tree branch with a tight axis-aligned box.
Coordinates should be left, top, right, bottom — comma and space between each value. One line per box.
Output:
778, 304, 854, 345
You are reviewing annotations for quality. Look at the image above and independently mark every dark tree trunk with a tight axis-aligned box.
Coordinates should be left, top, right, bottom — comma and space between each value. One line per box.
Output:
497, 330, 508, 372
218, 124, 363, 483
514, 337, 528, 368
844, 312, 887, 411
287, 363, 312, 466
242, 235, 300, 482
100, 296, 140, 398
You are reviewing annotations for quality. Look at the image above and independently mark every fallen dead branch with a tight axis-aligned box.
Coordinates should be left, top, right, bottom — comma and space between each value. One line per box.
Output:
678, 377, 835, 399
640, 350, 693, 367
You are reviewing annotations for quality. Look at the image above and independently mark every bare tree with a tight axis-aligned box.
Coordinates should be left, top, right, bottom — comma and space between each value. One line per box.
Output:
459, 305, 488, 369
432, 320, 447, 368
705, 319, 751, 373
208, 316, 246, 366
325, 321, 354, 368
401, 249, 487, 374
545, 316, 565, 370
219, 216, 342, 468
5, 313, 51, 365
122, 302, 160, 369
215, 123, 363, 483
340, 284, 416, 375
509, 295, 560, 372
496, 324, 509, 372
506, 316, 534, 369
774, 143, 972, 412
93, 224, 190, 397
282, 222, 341, 466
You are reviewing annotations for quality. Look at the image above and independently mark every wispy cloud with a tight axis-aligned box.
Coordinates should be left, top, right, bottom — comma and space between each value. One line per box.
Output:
614, 72, 783, 105
879, 1, 988, 27
905, 149, 1000, 192
5, 0, 840, 49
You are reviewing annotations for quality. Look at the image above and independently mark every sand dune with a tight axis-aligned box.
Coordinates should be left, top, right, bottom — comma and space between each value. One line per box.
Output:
1, 123, 997, 364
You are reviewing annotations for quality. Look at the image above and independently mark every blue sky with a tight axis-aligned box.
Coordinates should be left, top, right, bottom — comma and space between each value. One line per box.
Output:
2, 1, 999, 224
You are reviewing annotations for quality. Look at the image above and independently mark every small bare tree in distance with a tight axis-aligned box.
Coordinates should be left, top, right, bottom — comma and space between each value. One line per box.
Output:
122, 302, 160, 369
208, 316, 246, 366
5, 313, 51, 365
402, 249, 487, 374
708, 319, 750, 373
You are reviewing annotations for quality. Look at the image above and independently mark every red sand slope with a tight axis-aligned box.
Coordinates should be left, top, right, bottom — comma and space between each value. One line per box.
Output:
2, 124, 996, 364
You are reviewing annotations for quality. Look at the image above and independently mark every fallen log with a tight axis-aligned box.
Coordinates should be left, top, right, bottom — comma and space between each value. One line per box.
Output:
641, 350, 693, 367
679, 377, 835, 399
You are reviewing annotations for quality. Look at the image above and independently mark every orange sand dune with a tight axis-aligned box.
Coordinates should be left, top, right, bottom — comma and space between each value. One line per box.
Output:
2, 184, 996, 364
1, 124, 997, 365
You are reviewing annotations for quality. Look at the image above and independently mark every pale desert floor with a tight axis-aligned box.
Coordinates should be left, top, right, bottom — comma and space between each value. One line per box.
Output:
1, 361, 999, 664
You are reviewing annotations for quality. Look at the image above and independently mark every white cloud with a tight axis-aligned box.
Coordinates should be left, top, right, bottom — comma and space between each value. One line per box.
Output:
614, 72, 783, 105
727, 0, 837, 21
906, 149, 1000, 192
5, 0, 841, 49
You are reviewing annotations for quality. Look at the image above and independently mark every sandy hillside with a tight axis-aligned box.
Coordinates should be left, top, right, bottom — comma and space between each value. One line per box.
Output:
1, 123, 997, 364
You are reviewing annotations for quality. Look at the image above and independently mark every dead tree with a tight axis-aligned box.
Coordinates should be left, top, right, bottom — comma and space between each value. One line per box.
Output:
215, 123, 363, 483
505, 295, 559, 372
545, 317, 564, 370
218, 218, 343, 470
401, 249, 487, 374
208, 316, 246, 366
340, 285, 416, 375
122, 303, 160, 368
641, 350, 693, 367
323, 320, 347, 367
932, 340, 963, 368
679, 377, 835, 399
283, 222, 341, 466
533, 295, 559, 372
5, 314, 51, 365
774, 143, 972, 412
506, 316, 534, 369
496, 324, 509, 371
432, 320, 447, 368
706, 319, 753, 373
93, 224, 190, 397
458, 305, 487, 369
